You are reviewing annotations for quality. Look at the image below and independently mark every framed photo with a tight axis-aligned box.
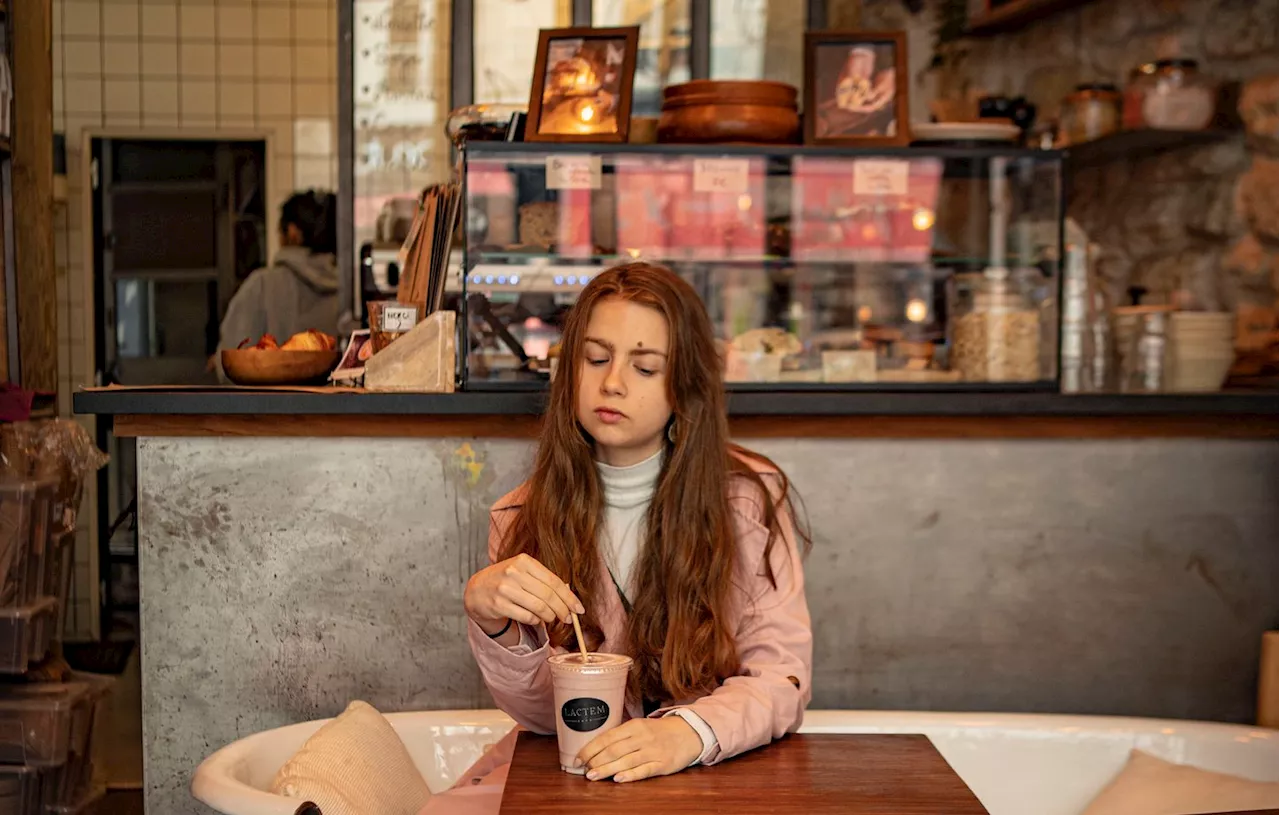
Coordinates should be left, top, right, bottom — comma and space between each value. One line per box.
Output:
804, 31, 910, 147
330, 329, 371, 383
526, 26, 640, 143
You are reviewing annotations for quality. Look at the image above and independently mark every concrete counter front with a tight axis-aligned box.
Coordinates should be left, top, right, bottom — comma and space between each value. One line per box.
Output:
74, 390, 1278, 814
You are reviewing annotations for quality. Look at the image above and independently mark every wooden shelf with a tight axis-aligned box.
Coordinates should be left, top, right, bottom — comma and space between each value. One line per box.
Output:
966, 0, 1096, 36
1066, 128, 1237, 170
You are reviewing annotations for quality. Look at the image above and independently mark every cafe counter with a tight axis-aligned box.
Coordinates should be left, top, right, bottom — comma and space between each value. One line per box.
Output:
73, 388, 1278, 815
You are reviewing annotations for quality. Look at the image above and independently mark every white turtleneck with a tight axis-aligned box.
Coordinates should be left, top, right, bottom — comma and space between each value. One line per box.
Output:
507, 449, 719, 765
596, 449, 664, 600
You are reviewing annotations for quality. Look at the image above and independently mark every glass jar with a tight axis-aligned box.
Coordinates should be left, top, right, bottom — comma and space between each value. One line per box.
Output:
1060, 84, 1122, 145
1140, 59, 1216, 130
1120, 311, 1169, 393
949, 271, 1042, 382
1122, 62, 1157, 129
445, 104, 525, 148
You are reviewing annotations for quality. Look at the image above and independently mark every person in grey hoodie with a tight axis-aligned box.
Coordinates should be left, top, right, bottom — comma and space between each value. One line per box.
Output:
216, 190, 339, 379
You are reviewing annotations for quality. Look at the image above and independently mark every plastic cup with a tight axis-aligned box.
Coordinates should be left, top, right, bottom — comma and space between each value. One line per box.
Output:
547, 652, 632, 774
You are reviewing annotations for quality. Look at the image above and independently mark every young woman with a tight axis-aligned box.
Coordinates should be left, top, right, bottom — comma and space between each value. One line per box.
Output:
462, 262, 812, 785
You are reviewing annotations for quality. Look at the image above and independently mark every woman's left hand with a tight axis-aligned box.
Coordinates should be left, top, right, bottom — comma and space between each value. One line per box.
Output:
576, 717, 703, 783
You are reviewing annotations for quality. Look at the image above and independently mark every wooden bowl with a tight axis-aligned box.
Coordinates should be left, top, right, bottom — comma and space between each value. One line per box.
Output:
658, 80, 800, 145
221, 349, 340, 386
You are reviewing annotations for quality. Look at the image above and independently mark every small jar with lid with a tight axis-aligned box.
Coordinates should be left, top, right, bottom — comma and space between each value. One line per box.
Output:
1120, 311, 1169, 393
949, 271, 1042, 383
1122, 62, 1157, 129
1059, 84, 1122, 145
1140, 59, 1216, 130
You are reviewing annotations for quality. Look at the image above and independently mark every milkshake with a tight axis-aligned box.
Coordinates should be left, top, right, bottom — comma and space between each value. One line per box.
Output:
547, 652, 633, 774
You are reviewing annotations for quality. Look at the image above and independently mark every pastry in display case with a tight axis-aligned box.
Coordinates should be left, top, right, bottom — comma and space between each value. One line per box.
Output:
454, 142, 1063, 390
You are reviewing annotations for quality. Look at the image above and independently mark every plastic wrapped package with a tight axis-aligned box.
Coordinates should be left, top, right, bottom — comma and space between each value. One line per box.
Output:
0, 480, 38, 608
0, 422, 107, 539
0, 676, 88, 767
0, 597, 57, 675
26, 602, 55, 671
0, 764, 39, 815
38, 674, 112, 808
43, 534, 73, 637
21, 483, 55, 608
0, 474, 60, 609
0, 425, 39, 481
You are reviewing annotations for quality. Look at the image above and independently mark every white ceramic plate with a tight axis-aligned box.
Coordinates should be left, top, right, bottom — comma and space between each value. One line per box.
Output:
912, 121, 1021, 143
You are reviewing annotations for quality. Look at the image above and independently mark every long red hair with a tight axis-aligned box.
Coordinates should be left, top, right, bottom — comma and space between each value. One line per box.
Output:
498, 262, 808, 704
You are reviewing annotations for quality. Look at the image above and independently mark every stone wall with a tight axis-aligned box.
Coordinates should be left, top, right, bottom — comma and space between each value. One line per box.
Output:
829, 0, 1279, 310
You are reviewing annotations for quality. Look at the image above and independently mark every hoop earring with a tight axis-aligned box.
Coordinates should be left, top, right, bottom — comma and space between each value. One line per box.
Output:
667, 420, 677, 444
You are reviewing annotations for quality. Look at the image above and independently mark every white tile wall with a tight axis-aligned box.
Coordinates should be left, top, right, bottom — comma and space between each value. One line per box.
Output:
218, 5, 254, 40
103, 40, 142, 75
63, 40, 103, 76
141, 5, 178, 39
217, 42, 255, 78
255, 5, 291, 39
255, 42, 292, 79
102, 1, 141, 37
64, 2, 102, 38
140, 40, 179, 76
179, 42, 218, 77
178, 4, 216, 40
52, 0, 339, 639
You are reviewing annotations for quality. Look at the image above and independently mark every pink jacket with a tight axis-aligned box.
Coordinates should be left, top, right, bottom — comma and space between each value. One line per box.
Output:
465, 456, 813, 765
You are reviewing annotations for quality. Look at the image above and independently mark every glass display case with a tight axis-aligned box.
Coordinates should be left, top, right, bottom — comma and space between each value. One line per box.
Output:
454, 142, 1064, 391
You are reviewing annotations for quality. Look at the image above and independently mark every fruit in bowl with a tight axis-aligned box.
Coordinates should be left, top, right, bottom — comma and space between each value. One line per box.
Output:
237, 330, 337, 352
223, 330, 340, 385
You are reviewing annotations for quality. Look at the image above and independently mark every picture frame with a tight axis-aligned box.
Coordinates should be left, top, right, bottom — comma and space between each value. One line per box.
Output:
330, 329, 372, 383
804, 31, 911, 147
525, 26, 640, 144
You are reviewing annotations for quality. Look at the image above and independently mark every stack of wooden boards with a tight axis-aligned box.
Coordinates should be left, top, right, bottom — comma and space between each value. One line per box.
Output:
359, 184, 463, 393
395, 183, 461, 316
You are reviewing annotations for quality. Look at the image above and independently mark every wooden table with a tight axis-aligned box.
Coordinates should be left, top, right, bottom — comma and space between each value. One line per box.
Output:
499, 731, 989, 814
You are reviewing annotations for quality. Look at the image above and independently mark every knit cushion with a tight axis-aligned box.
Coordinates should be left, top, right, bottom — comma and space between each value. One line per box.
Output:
270, 701, 431, 815
1082, 749, 1277, 815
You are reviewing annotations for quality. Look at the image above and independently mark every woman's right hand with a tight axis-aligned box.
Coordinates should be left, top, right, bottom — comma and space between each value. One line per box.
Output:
464, 553, 586, 636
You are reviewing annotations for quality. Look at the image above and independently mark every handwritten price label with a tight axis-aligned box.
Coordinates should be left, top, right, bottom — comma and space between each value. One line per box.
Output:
545, 155, 602, 190
381, 305, 419, 332
852, 159, 910, 196
692, 158, 750, 194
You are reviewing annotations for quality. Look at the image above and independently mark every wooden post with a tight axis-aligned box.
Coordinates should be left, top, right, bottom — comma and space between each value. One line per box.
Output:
10, 0, 57, 393
1260, 631, 1278, 729
0, 160, 8, 384
826, 0, 863, 29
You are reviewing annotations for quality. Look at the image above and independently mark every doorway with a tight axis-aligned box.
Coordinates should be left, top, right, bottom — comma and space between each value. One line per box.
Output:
92, 137, 267, 387
89, 136, 267, 647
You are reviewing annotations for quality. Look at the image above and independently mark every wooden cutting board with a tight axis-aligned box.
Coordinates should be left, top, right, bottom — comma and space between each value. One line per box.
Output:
499, 731, 989, 814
